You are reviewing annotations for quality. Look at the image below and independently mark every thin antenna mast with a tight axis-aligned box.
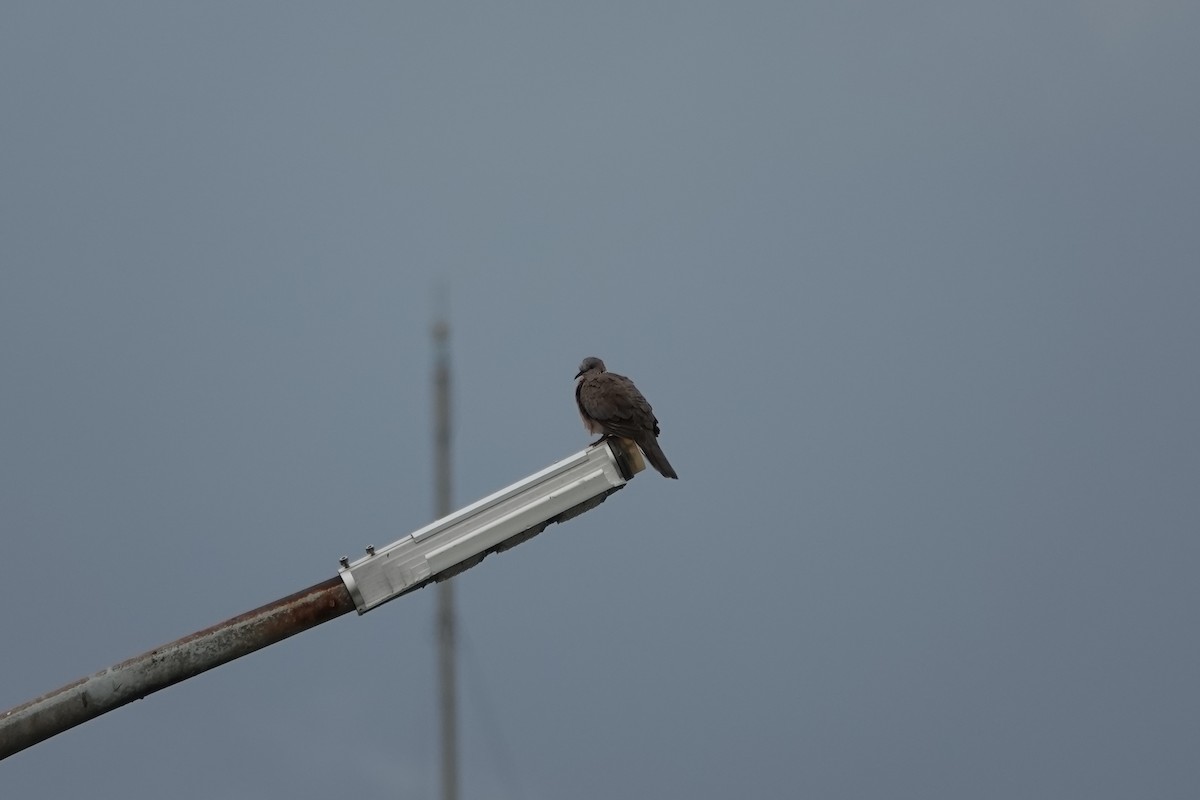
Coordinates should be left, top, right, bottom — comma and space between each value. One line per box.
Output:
432, 297, 458, 800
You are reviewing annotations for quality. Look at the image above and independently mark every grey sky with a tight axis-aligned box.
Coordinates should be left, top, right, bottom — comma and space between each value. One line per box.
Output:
3, 2, 1199, 798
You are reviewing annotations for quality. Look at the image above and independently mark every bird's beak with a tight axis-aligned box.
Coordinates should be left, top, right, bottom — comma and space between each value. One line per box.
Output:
574, 369, 584, 379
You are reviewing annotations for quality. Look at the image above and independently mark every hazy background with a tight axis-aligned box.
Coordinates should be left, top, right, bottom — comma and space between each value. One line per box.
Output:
3, 2, 1198, 798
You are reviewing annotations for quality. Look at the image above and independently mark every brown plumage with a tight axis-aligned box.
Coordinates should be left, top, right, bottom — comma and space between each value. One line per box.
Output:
574, 356, 678, 479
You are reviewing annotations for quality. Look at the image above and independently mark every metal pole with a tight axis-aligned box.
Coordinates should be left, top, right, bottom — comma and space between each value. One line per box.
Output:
0, 577, 354, 761
1, 437, 637, 762
432, 314, 459, 800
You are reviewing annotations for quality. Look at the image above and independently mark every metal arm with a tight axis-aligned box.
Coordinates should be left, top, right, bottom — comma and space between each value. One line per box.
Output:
0, 441, 637, 760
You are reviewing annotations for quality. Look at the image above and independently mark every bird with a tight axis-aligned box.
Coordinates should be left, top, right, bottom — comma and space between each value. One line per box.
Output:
574, 356, 678, 479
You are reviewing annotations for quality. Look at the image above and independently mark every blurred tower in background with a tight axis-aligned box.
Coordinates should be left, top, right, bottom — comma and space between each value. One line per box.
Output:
432, 310, 458, 800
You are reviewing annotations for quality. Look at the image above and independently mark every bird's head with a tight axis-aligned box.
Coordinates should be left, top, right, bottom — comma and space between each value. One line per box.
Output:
575, 356, 606, 379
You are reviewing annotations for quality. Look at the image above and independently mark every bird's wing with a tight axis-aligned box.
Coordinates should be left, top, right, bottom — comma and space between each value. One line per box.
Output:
579, 373, 659, 439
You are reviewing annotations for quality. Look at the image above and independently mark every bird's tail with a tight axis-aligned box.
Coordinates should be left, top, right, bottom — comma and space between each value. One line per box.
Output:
639, 437, 679, 479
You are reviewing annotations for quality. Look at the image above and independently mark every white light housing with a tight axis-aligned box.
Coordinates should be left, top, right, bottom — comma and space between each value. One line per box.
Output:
339, 441, 636, 613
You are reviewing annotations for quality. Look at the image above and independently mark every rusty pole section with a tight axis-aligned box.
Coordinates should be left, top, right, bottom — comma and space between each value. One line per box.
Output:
0, 576, 354, 761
